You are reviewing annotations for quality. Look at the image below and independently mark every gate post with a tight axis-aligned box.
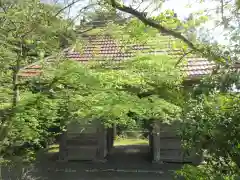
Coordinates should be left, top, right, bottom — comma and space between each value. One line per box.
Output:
96, 122, 107, 162
58, 131, 68, 162
152, 121, 161, 163
107, 126, 114, 153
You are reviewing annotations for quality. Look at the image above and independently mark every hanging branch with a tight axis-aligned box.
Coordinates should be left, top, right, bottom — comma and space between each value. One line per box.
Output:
49, 0, 230, 68
175, 50, 194, 67
55, 0, 82, 16
110, 0, 197, 51
109, 0, 228, 64
55, 1, 96, 17
56, 0, 229, 64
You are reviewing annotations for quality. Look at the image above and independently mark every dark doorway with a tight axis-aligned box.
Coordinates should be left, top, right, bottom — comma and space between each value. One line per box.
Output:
106, 126, 153, 168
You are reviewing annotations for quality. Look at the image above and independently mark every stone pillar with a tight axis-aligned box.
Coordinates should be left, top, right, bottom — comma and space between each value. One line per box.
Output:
96, 123, 106, 162
149, 131, 153, 160
111, 123, 116, 148
113, 123, 117, 139
107, 127, 114, 153
152, 121, 161, 163
58, 131, 68, 162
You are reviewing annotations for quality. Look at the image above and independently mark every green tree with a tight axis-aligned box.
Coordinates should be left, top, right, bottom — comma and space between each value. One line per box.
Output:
58, 0, 240, 178
30, 54, 184, 128
177, 89, 240, 178
0, 0, 75, 164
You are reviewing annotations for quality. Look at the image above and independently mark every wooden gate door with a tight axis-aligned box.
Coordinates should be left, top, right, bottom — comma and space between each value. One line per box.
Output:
59, 120, 107, 161
150, 121, 202, 164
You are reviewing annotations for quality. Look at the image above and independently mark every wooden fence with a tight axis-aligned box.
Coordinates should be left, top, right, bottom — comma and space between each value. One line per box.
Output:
150, 121, 202, 164
59, 120, 109, 161
59, 120, 201, 164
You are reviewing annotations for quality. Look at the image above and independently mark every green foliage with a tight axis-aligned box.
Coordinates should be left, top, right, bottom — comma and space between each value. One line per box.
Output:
2, 93, 59, 161
175, 164, 239, 180
0, 0, 76, 164
1, 0, 66, 57
69, 0, 240, 178
193, 70, 240, 96
80, 6, 124, 26
30, 54, 184, 129
2, 2, 239, 179
179, 75, 240, 177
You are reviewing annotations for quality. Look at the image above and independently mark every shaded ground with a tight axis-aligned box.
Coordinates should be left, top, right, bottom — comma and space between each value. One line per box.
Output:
34, 145, 181, 180
2, 140, 183, 180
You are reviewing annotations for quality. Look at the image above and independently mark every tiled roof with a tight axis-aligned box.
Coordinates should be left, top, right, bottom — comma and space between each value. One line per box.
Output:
18, 35, 237, 79
181, 57, 216, 78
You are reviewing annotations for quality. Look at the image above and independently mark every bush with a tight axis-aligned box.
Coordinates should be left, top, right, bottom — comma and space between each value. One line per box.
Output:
179, 92, 240, 176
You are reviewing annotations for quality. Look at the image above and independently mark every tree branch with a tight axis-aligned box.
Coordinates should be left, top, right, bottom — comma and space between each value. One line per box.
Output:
55, 1, 95, 17
109, 0, 228, 63
110, 0, 197, 51
134, 0, 144, 11
77, 26, 96, 34
55, 0, 81, 16
0, 2, 17, 30
175, 50, 194, 67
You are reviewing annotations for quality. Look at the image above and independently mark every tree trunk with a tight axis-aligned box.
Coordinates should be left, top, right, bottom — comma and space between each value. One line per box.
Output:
12, 64, 20, 108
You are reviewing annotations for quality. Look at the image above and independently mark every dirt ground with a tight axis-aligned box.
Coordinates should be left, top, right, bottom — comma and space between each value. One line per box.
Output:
1, 145, 183, 180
